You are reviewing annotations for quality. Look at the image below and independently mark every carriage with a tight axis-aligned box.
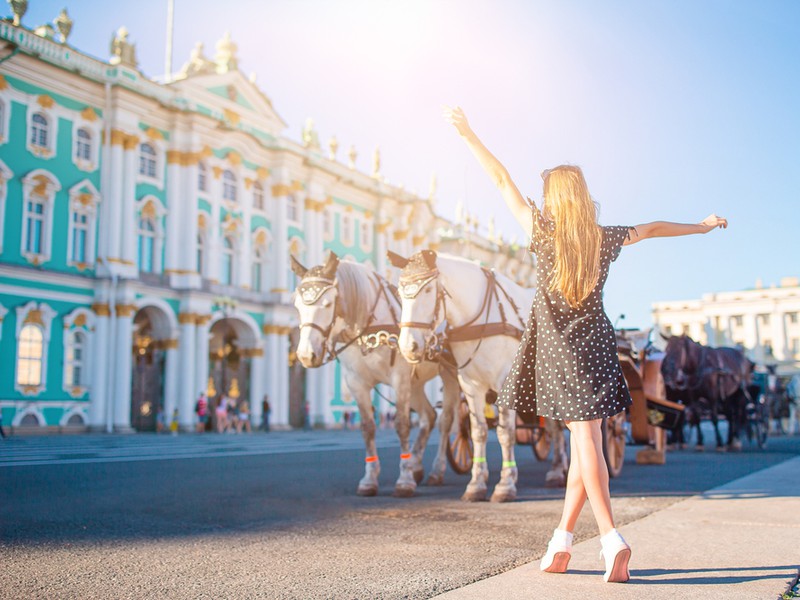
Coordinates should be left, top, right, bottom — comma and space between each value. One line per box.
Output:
445, 328, 683, 478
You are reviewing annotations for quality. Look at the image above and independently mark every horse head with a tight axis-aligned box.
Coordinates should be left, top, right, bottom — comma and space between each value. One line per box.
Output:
292, 251, 341, 368
390, 249, 444, 364
661, 334, 702, 390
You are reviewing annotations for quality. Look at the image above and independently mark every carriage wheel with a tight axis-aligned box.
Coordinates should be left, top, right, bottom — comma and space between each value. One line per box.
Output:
532, 422, 552, 462
602, 412, 626, 478
446, 398, 473, 475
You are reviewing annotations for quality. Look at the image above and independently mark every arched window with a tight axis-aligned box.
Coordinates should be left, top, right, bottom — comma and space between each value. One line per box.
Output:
360, 220, 372, 249
75, 128, 92, 161
24, 197, 45, 255
139, 143, 157, 177
198, 161, 208, 192
65, 330, 86, 388
137, 216, 156, 273
252, 181, 264, 210
221, 235, 236, 285
30, 113, 49, 148
287, 194, 299, 221
223, 170, 237, 202
322, 209, 332, 239
16, 324, 44, 387
341, 213, 353, 246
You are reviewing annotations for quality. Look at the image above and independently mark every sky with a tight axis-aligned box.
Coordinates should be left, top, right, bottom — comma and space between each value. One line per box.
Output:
16, 0, 800, 328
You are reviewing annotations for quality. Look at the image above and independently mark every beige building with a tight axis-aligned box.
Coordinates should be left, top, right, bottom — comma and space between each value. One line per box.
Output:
651, 277, 800, 373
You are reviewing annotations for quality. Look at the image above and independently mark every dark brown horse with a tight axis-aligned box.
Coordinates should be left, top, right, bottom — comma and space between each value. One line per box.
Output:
661, 334, 754, 450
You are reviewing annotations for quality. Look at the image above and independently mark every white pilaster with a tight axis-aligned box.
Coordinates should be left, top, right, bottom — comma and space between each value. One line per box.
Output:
163, 343, 180, 426
113, 306, 134, 431
164, 158, 183, 272
178, 315, 197, 429
196, 315, 211, 400
207, 169, 223, 282
249, 347, 265, 427
88, 306, 110, 429
120, 143, 138, 268
102, 142, 125, 262
271, 174, 289, 291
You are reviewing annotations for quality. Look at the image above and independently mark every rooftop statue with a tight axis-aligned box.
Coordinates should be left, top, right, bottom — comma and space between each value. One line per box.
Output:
215, 31, 238, 73
178, 42, 216, 78
110, 26, 138, 69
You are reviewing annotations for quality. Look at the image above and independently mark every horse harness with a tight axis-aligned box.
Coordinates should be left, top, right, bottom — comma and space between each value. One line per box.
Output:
397, 263, 526, 369
297, 271, 403, 365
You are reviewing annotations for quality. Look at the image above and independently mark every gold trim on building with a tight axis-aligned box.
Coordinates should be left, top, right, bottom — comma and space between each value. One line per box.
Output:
271, 183, 291, 196
376, 221, 391, 234
115, 304, 137, 317
223, 108, 240, 127
145, 127, 165, 141
24, 310, 44, 326
196, 315, 212, 326
212, 166, 224, 179
241, 348, 264, 358
393, 229, 409, 240
178, 312, 198, 325
166, 150, 183, 165
110, 129, 127, 146
91, 303, 111, 317
161, 338, 179, 350
37, 94, 55, 109
226, 150, 242, 165
0, 74, 7, 90
412, 234, 426, 246
80, 107, 98, 122
256, 166, 269, 179
122, 134, 140, 151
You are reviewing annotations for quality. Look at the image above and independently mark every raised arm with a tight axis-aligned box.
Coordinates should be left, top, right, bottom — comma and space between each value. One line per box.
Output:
623, 214, 728, 246
443, 106, 532, 239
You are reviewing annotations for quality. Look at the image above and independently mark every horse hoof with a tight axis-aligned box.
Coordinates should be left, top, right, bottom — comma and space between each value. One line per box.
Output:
490, 491, 516, 503
461, 489, 488, 502
695, 445, 705, 452
357, 485, 378, 497
393, 485, 416, 498
426, 473, 444, 486
413, 469, 425, 484
715, 446, 727, 453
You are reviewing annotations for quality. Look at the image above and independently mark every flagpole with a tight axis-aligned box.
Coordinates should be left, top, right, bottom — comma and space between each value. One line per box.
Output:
164, 0, 175, 83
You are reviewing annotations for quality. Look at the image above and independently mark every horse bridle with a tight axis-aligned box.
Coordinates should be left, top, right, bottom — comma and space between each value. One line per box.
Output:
297, 275, 340, 344
397, 269, 449, 362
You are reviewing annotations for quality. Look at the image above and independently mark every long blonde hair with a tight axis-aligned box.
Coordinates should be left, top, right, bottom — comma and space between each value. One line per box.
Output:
539, 165, 602, 309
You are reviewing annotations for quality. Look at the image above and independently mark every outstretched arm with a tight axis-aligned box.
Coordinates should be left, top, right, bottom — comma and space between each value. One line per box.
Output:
443, 106, 532, 239
624, 214, 728, 246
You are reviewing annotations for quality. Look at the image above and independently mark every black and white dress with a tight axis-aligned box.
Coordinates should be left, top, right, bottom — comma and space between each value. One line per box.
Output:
497, 205, 633, 421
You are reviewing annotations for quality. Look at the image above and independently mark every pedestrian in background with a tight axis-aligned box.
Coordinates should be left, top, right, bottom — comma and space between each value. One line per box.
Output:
215, 396, 228, 433
237, 400, 251, 434
170, 408, 179, 436
446, 105, 727, 584
195, 392, 208, 433
262, 394, 271, 432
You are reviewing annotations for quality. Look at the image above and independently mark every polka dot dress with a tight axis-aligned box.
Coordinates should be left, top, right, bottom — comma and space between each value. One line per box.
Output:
497, 206, 633, 421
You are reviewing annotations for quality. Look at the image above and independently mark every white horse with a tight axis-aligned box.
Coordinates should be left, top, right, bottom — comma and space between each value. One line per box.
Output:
389, 249, 568, 501
291, 251, 461, 497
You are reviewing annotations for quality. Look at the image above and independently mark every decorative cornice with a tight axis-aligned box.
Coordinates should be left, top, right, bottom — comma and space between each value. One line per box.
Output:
122, 134, 140, 151
263, 324, 292, 335
271, 183, 291, 197
412, 234, 426, 246
166, 150, 183, 165
196, 314, 212, 326
393, 229, 409, 240
178, 312, 198, 325
161, 338, 179, 350
375, 221, 391, 233
145, 127, 165, 141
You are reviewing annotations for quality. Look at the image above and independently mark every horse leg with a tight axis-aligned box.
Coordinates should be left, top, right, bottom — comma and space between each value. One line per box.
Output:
409, 383, 437, 484
710, 400, 725, 451
348, 380, 381, 496
727, 390, 743, 451
460, 379, 489, 502
391, 375, 417, 497
490, 406, 518, 502
427, 367, 459, 486
692, 403, 705, 451
545, 419, 568, 488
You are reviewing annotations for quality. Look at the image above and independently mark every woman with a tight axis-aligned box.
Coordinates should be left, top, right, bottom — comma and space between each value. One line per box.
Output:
444, 106, 727, 583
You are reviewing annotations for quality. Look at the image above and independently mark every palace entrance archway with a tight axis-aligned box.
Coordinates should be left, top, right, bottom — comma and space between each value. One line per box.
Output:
131, 307, 171, 432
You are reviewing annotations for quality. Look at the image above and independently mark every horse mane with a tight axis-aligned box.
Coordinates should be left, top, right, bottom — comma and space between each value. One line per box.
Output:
335, 260, 377, 331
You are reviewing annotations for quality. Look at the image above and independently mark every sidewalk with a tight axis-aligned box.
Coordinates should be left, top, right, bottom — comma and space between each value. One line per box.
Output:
437, 456, 800, 600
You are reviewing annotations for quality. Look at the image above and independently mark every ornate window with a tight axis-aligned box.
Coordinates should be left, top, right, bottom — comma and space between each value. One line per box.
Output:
360, 220, 372, 251
221, 234, 236, 285
223, 169, 237, 203
196, 213, 209, 277
75, 128, 92, 161
17, 324, 44, 387
67, 180, 101, 269
341, 213, 354, 246
14, 301, 56, 396
251, 229, 271, 293
21, 170, 60, 265
287, 194, 300, 222
322, 208, 332, 240
198, 161, 208, 193
252, 181, 265, 210
30, 113, 49, 148
137, 215, 156, 273
65, 330, 87, 388
139, 143, 157, 177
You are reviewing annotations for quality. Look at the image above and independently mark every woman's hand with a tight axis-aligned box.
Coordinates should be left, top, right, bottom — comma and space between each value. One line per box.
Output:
699, 214, 728, 233
443, 105, 473, 137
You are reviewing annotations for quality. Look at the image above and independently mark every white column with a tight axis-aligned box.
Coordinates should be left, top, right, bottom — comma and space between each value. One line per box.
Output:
773, 310, 787, 360
207, 169, 223, 282
163, 342, 180, 427
88, 303, 110, 429
178, 314, 197, 429
277, 330, 290, 427
164, 157, 183, 272
181, 160, 200, 273
265, 330, 281, 425
271, 178, 289, 291
102, 141, 125, 261
120, 141, 138, 267
305, 367, 321, 426
113, 305, 134, 431
195, 316, 211, 400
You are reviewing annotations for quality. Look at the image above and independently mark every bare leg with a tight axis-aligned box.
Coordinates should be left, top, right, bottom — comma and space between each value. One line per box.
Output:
557, 425, 587, 532
569, 419, 615, 536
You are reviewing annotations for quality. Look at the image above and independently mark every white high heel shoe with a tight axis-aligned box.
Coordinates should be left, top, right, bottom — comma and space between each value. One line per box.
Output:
600, 530, 631, 583
540, 529, 573, 573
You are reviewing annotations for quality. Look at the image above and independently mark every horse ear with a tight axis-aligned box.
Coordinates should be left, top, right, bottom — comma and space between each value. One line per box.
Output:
322, 250, 340, 278
421, 249, 438, 270
290, 254, 308, 278
386, 250, 409, 269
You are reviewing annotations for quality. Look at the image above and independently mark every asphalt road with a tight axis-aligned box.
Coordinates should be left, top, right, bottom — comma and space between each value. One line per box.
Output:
2, 428, 799, 599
